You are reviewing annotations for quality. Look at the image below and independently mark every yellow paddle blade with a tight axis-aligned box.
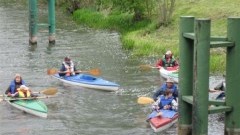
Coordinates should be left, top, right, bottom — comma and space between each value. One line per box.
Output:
47, 68, 58, 75
137, 97, 154, 104
88, 68, 101, 76
139, 65, 152, 71
41, 87, 58, 95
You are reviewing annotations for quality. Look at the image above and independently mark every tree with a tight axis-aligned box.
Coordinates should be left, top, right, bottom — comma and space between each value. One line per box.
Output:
157, 0, 175, 26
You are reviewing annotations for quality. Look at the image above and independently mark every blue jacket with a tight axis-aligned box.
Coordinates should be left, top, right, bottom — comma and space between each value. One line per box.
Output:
9, 80, 25, 94
153, 83, 178, 101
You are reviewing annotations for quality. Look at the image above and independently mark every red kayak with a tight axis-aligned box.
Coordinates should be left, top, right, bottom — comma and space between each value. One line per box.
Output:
149, 114, 178, 132
147, 110, 178, 132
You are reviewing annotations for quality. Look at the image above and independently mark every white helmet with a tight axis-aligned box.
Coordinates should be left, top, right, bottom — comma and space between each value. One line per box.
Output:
165, 50, 172, 55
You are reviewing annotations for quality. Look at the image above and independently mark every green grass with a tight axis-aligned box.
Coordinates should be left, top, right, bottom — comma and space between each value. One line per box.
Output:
72, 0, 240, 73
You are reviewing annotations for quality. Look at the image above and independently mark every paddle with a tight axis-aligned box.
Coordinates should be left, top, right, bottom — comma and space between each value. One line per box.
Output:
139, 65, 160, 71
47, 68, 101, 76
33, 87, 58, 95
137, 96, 155, 105
0, 95, 56, 102
0, 87, 58, 97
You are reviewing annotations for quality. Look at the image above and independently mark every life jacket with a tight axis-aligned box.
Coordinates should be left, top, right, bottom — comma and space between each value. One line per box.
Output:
17, 88, 31, 98
63, 61, 75, 76
10, 80, 25, 94
159, 95, 174, 109
162, 55, 176, 67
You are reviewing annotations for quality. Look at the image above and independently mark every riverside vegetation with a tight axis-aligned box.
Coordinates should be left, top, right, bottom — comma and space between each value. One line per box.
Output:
9, 0, 240, 73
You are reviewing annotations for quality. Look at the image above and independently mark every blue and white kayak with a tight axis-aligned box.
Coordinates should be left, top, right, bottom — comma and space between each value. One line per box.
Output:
52, 74, 120, 92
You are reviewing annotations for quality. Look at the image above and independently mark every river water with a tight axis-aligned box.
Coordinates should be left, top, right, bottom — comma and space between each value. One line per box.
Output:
0, 2, 224, 135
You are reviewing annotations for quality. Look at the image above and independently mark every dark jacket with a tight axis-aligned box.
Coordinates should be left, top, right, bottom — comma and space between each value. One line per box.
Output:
153, 83, 178, 101
5, 80, 25, 94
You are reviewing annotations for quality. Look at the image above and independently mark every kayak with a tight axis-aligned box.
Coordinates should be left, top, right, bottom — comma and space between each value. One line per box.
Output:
159, 66, 179, 83
52, 74, 120, 92
147, 110, 178, 132
6, 97, 48, 118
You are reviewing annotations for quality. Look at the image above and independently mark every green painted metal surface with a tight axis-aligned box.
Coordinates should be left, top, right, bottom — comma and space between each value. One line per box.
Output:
225, 17, 240, 135
178, 16, 194, 135
48, 0, 55, 37
179, 16, 240, 135
192, 19, 210, 135
29, 0, 38, 44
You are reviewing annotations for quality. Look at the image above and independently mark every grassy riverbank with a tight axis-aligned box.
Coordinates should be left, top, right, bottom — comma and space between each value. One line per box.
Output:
8, 0, 239, 73
71, 0, 240, 73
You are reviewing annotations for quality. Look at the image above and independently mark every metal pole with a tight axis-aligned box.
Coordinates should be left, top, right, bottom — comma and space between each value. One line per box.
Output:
48, 0, 56, 44
225, 17, 240, 135
178, 16, 194, 135
29, 0, 38, 44
192, 19, 210, 135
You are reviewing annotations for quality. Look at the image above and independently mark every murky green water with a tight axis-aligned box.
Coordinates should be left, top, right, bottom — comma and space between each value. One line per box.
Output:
0, 2, 224, 135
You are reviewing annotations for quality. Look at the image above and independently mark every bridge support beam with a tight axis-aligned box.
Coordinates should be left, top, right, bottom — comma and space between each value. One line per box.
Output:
178, 16, 194, 135
225, 17, 240, 135
29, 0, 38, 45
48, 0, 56, 44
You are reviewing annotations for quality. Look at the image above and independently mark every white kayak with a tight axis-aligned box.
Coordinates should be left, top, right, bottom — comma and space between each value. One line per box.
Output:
159, 66, 179, 83
52, 74, 120, 92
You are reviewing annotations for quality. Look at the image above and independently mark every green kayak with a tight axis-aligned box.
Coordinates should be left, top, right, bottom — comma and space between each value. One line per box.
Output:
6, 97, 48, 118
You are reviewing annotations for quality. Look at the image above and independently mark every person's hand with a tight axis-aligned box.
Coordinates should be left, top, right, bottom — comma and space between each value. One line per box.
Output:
8, 93, 16, 97
156, 111, 163, 117
7, 93, 12, 97
163, 105, 171, 110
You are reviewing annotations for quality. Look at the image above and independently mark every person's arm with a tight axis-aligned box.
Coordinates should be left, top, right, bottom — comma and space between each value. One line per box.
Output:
152, 98, 160, 110
5, 86, 11, 95
209, 89, 221, 93
153, 88, 164, 101
74, 66, 78, 72
174, 60, 179, 66
171, 99, 178, 111
59, 64, 65, 72
172, 85, 178, 99
156, 59, 163, 68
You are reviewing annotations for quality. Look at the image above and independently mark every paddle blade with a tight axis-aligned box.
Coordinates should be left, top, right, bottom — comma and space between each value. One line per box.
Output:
139, 65, 152, 71
47, 68, 58, 75
41, 88, 58, 95
137, 97, 154, 104
88, 68, 101, 76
